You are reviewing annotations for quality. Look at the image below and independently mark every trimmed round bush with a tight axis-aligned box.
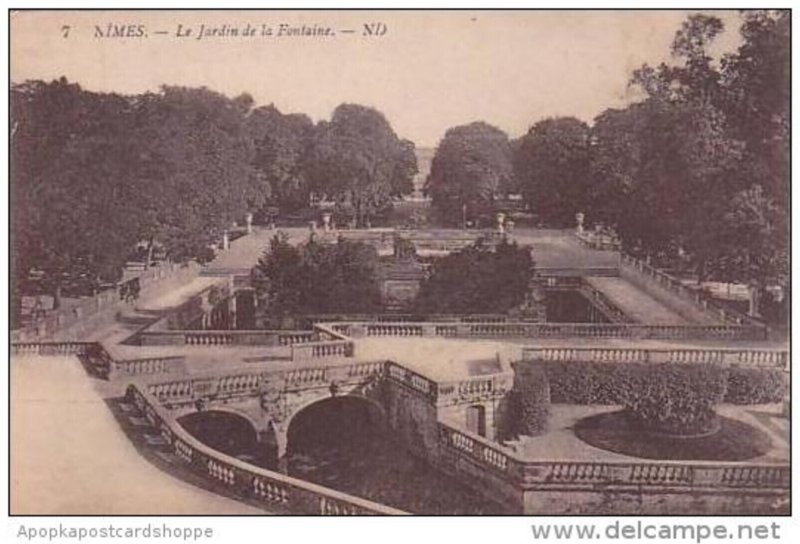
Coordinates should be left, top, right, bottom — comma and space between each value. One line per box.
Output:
725, 367, 788, 404
621, 363, 728, 436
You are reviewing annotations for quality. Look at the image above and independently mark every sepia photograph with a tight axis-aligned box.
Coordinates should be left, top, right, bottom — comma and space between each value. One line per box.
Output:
6, 7, 790, 520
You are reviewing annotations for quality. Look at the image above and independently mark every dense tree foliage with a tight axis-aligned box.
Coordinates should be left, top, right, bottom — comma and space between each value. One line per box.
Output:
305, 104, 417, 227
252, 233, 383, 316
247, 104, 315, 212
588, 11, 788, 298
425, 122, 514, 226
11, 81, 412, 321
514, 117, 591, 227
414, 239, 533, 314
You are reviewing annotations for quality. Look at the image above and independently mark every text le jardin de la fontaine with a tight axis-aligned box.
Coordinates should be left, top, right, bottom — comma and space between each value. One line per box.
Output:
71, 21, 388, 40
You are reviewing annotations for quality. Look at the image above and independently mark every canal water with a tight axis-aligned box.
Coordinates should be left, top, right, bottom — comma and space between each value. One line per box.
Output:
284, 398, 509, 515
179, 399, 509, 514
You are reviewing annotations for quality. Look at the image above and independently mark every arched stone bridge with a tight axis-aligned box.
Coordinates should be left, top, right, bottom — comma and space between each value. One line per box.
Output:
141, 358, 511, 466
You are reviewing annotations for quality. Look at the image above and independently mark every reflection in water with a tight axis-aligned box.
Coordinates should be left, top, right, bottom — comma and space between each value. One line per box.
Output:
285, 397, 509, 514
179, 399, 510, 514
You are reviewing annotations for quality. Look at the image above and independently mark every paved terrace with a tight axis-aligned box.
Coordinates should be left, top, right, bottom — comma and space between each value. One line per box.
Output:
37, 227, 786, 386
10, 355, 262, 514
11, 227, 787, 514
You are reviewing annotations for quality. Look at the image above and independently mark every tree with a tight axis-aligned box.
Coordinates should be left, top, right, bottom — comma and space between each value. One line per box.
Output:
425, 122, 513, 226
414, 239, 533, 314
515, 117, 591, 227
11, 78, 141, 311
252, 233, 382, 316
128, 86, 263, 264
590, 15, 744, 275
305, 104, 416, 227
247, 104, 315, 212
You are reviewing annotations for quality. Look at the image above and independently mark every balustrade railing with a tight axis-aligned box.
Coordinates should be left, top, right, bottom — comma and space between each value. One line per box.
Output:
10, 341, 184, 378
619, 254, 763, 328
438, 422, 789, 493
11, 262, 200, 342
126, 384, 405, 515
521, 346, 787, 369
317, 320, 765, 341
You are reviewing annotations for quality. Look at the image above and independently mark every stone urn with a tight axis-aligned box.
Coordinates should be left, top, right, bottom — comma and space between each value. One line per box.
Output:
575, 212, 585, 234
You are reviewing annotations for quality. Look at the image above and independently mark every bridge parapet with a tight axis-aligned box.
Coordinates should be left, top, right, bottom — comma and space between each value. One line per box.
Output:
126, 383, 406, 515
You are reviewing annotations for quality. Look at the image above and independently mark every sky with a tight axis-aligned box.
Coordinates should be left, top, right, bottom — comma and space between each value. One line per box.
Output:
10, 10, 743, 147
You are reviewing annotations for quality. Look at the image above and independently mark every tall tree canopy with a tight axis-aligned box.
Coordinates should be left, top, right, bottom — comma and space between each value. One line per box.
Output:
425, 121, 514, 226
514, 117, 591, 227
588, 10, 788, 295
247, 104, 315, 212
305, 104, 417, 227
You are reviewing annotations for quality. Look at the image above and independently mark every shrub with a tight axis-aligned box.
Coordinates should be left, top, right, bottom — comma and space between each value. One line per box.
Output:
532, 361, 732, 436
725, 367, 787, 404
510, 366, 551, 436
620, 363, 728, 436
543, 360, 632, 404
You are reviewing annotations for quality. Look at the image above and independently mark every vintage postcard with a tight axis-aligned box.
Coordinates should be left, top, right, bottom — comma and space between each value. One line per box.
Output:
7, 8, 790, 525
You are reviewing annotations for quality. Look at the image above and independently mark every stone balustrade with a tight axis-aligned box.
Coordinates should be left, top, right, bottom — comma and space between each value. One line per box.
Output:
112, 355, 186, 377
126, 384, 406, 515
146, 360, 390, 407
290, 340, 355, 361
435, 374, 513, 406
318, 320, 766, 341
10, 341, 94, 356
521, 346, 788, 369
11, 262, 199, 342
11, 340, 185, 379
438, 422, 790, 494
140, 329, 317, 347
573, 230, 622, 251
619, 254, 762, 327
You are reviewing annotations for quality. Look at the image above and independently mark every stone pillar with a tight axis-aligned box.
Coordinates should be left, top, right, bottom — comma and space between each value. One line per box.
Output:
322, 212, 332, 232
748, 284, 761, 318
222, 231, 230, 251
575, 212, 585, 234
245, 213, 253, 234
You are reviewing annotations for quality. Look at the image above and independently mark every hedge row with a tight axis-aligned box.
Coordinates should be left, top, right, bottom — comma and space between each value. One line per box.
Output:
512, 361, 787, 437
511, 367, 551, 437
535, 360, 787, 406
725, 367, 788, 404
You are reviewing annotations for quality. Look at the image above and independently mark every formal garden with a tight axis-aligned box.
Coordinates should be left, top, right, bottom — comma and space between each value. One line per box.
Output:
10, 11, 790, 516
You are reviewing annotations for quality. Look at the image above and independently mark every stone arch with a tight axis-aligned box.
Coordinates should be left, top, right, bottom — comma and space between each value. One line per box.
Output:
284, 391, 387, 439
177, 409, 278, 469
284, 393, 387, 457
